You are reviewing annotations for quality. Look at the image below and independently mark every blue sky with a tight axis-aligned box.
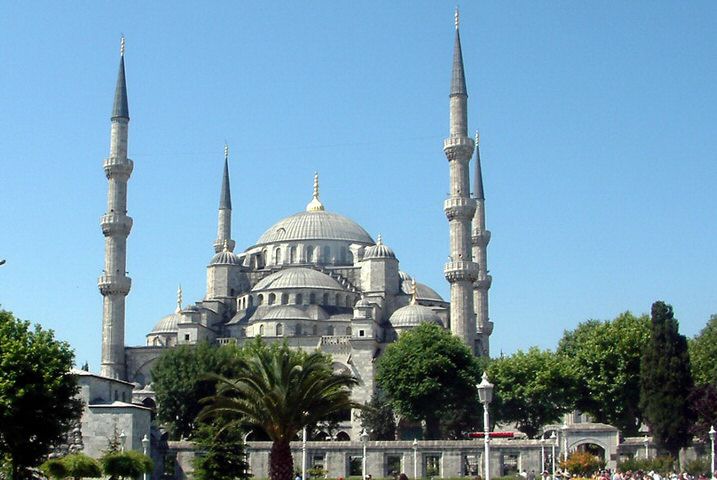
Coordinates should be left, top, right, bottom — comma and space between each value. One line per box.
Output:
0, 2, 715, 368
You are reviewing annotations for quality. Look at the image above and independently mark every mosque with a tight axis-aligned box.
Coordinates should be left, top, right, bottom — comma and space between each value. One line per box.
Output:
96, 14, 492, 439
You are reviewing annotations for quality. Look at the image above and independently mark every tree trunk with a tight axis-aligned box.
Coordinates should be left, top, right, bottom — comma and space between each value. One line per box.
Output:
269, 440, 294, 480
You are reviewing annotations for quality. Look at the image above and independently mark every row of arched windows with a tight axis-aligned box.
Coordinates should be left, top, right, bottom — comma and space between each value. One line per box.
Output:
253, 323, 351, 337
258, 244, 355, 267
239, 291, 354, 309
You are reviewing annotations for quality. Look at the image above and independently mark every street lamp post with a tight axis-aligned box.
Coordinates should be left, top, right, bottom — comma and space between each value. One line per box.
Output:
643, 435, 649, 459
360, 429, 369, 480
119, 431, 127, 453
550, 431, 557, 480
302, 426, 307, 480
709, 425, 715, 478
413, 438, 418, 479
477, 372, 494, 480
141, 434, 150, 480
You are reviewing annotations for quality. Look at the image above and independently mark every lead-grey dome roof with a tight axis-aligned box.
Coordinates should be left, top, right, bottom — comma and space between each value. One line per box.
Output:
209, 250, 241, 266
389, 304, 442, 328
148, 312, 181, 335
255, 210, 374, 246
252, 267, 344, 292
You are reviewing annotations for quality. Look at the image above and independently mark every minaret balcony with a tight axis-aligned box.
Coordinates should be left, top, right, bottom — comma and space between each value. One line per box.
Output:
100, 213, 133, 236
443, 136, 474, 161
103, 157, 134, 179
477, 320, 494, 336
471, 230, 491, 246
98, 275, 132, 295
474, 275, 492, 289
444, 261, 479, 283
444, 197, 476, 220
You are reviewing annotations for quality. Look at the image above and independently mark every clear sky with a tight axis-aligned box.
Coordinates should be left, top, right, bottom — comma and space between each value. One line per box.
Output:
1, 2, 715, 369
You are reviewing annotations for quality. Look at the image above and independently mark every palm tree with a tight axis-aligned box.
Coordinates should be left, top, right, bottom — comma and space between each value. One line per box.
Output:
200, 341, 361, 480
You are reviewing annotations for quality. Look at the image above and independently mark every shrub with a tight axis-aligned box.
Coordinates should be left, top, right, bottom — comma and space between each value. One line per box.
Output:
560, 451, 605, 477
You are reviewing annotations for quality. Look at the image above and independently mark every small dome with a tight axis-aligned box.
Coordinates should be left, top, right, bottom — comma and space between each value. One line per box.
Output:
252, 267, 343, 292
355, 297, 372, 308
363, 234, 396, 260
149, 312, 181, 334
389, 304, 442, 328
210, 250, 241, 266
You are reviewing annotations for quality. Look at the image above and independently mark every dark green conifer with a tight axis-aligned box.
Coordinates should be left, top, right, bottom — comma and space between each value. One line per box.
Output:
639, 301, 694, 457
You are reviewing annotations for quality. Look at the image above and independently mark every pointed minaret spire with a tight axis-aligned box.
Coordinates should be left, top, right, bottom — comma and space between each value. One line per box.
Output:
176, 285, 183, 314
306, 171, 325, 212
214, 144, 235, 253
99, 36, 134, 380
474, 131, 484, 200
112, 36, 129, 120
450, 9, 468, 101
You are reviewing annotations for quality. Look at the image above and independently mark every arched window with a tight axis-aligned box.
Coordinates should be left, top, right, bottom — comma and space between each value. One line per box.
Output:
345, 295, 351, 307
312, 324, 318, 336
257, 294, 264, 305
346, 326, 352, 335
281, 293, 288, 305
335, 293, 340, 305
259, 324, 264, 336
248, 296, 254, 308
290, 246, 297, 264
327, 325, 334, 335
323, 293, 329, 305
261, 249, 267, 268
276, 323, 284, 336
296, 324, 303, 335
268, 293, 276, 305
346, 249, 354, 264
323, 246, 330, 263
309, 292, 316, 304
274, 247, 281, 265
306, 246, 314, 263
296, 293, 303, 305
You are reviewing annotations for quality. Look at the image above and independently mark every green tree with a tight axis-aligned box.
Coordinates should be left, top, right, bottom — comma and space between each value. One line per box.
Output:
193, 420, 248, 480
375, 323, 482, 439
360, 394, 397, 440
41, 453, 102, 480
689, 314, 717, 386
152, 341, 243, 439
559, 451, 605, 476
557, 312, 649, 435
488, 347, 575, 438
688, 383, 717, 442
100, 450, 153, 480
0, 310, 82, 480
639, 301, 694, 457
199, 340, 360, 480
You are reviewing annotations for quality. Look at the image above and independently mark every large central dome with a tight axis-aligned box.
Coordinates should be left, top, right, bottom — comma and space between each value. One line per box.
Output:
255, 210, 374, 246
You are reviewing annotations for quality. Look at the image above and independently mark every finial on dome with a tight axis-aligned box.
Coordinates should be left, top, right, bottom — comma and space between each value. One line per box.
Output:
410, 279, 418, 305
306, 171, 325, 212
377, 233, 383, 245
176, 285, 183, 313
224, 143, 229, 160
120, 35, 125, 56
222, 239, 229, 252
454, 6, 460, 30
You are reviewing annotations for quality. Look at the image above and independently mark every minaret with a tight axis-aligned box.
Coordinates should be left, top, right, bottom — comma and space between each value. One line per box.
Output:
99, 37, 133, 380
471, 132, 493, 356
213, 144, 236, 253
443, 10, 479, 353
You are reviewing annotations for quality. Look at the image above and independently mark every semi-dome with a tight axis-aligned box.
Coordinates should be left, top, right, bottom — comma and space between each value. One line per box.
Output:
252, 267, 343, 292
255, 210, 373, 246
259, 306, 311, 321
363, 234, 396, 260
389, 304, 442, 328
